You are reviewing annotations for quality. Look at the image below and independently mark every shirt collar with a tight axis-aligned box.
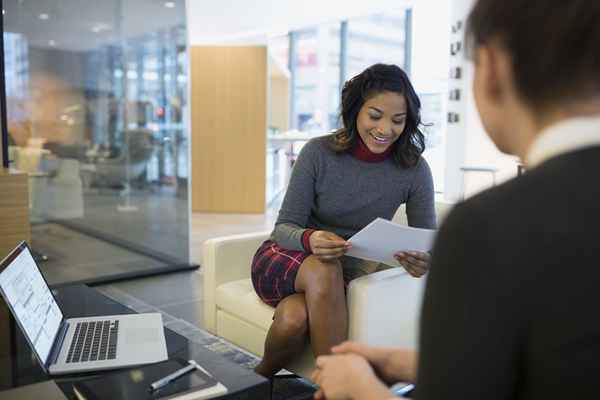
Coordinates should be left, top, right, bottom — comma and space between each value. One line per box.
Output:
526, 115, 600, 168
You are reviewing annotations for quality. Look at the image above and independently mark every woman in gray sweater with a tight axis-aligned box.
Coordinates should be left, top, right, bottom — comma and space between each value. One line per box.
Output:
251, 64, 436, 377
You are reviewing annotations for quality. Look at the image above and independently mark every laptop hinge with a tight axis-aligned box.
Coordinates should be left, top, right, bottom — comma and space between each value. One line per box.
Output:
47, 320, 69, 368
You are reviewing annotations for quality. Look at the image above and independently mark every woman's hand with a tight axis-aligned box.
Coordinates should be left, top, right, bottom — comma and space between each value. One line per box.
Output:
394, 251, 430, 277
309, 231, 351, 261
312, 353, 391, 400
332, 341, 418, 384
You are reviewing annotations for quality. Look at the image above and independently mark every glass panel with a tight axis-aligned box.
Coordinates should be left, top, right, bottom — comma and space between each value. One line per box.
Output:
346, 12, 407, 80
3, 0, 190, 284
292, 24, 340, 133
420, 93, 446, 193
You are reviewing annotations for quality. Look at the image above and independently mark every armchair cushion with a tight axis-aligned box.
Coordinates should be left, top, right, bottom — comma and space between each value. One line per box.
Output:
215, 279, 274, 330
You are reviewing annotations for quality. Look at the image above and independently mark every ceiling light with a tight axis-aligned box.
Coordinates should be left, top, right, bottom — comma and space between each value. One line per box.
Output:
2, 9, 5, 15
48, 40, 56, 46
164, 2, 176, 8
91, 23, 111, 33
39, 13, 49, 20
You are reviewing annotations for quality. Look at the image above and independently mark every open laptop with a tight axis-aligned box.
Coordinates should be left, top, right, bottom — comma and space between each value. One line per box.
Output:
0, 241, 168, 375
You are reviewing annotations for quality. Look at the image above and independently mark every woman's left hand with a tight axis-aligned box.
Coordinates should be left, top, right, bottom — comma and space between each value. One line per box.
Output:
312, 354, 391, 400
394, 251, 430, 277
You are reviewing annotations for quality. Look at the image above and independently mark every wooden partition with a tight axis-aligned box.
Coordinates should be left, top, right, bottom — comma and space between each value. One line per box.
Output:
268, 54, 290, 133
190, 46, 267, 213
0, 169, 30, 258
0, 169, 29, 388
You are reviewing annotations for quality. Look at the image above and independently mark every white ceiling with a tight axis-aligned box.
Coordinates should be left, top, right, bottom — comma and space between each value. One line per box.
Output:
3, 0, 418, 51
3, 0, 186, 52
185, 0, 413, 45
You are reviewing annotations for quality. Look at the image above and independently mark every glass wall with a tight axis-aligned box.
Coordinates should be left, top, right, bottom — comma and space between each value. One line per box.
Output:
345, 12, 408, 80
291, 23, 340, 132
2, 0, 191, 284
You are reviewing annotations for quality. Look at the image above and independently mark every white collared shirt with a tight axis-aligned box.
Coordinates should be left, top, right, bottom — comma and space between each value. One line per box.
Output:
526, 115, 600, 168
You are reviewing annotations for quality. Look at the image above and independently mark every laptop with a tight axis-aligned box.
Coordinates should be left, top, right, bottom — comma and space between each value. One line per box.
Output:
0, 241, 168, 375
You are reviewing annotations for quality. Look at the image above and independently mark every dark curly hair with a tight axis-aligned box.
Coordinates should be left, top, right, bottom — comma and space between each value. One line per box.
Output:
329, 63, 426, 168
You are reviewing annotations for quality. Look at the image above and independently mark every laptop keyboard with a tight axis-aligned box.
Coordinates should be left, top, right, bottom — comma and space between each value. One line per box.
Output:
66, 320, 119, 363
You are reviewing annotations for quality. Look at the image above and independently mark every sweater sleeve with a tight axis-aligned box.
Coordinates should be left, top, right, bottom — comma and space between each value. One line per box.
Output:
415, 203, 522, 400
271, 140, 320, 251
406, 157, 436, 229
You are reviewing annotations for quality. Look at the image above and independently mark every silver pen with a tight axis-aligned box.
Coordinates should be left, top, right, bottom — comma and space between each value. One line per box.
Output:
150, 360, 197, 391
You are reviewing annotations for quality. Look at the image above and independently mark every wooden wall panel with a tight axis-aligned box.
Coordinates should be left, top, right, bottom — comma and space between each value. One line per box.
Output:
269, 76, 289, 132
190, 46, 267, 213
0, 304, 12, 389
0, 169, 29, 388
0, 169, 30, 259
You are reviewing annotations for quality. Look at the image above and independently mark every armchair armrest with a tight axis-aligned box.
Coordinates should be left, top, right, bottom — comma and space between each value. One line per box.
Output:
202, 231, 270, 333
347, 268, 426, 350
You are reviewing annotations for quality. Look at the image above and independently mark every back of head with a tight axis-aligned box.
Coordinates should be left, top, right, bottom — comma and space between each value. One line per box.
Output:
466, 0, 600, 112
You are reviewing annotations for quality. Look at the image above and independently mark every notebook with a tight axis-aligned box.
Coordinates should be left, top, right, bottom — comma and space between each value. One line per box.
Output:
72, 358, 227, 400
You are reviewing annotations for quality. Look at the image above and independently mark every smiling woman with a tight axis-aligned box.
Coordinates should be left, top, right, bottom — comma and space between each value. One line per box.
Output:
249, 63, 436, 378
357, 91, 407, 152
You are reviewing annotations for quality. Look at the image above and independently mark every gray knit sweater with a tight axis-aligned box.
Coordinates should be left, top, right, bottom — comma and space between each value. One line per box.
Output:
271, 134, 436, 251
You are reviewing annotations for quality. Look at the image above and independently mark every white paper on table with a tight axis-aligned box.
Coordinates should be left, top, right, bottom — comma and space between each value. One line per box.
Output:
346, 218, 437, 267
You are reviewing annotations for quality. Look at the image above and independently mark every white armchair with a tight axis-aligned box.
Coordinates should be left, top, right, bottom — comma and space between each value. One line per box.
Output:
202, 201, 453, 380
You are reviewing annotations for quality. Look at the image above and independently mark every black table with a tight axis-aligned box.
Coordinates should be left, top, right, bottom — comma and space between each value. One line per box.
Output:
0, 284, 269, 399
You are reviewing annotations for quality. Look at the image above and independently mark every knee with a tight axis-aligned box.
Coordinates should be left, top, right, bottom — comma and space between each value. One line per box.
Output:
277, 306, 308, 339
304, 258, 344, 297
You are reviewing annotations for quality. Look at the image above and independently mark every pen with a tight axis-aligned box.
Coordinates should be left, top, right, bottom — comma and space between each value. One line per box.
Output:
150, 360, 197, 391
72, 385, 87, 400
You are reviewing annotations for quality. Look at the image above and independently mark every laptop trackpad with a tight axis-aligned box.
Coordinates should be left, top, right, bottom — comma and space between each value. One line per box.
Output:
125, 328, 160, 343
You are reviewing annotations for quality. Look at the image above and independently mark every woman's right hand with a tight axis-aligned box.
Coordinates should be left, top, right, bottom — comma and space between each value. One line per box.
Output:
309, 230, 351, 261
331, 341, 418, 384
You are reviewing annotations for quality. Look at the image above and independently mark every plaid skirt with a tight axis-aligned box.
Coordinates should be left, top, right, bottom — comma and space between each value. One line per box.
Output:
251, 240, 310, 307
251, 240, 392, 307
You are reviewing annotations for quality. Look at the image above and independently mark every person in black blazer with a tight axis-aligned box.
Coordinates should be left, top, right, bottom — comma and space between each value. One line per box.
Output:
311, 1, 600, 399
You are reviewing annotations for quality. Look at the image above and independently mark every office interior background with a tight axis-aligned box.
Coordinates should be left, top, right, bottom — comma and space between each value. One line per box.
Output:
1, 0, 519, 285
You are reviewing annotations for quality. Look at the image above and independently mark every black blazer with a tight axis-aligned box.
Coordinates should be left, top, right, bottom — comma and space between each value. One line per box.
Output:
416, 146, 600, 400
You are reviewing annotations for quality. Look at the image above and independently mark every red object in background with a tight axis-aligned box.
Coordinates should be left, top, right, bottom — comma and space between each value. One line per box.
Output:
156, 107, 165, 118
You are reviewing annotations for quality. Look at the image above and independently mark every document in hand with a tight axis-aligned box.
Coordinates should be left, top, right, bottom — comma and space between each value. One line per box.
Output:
346, 218, 436, 267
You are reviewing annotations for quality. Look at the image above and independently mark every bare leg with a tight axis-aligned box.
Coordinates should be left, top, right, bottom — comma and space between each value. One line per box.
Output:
294, 255, 348, 358
254, 293, 308, 377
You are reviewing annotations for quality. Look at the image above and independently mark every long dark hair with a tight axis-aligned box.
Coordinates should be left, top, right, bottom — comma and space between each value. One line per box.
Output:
330, 63, 426, 168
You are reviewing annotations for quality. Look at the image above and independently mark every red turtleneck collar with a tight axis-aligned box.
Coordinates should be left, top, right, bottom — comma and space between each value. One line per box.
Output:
351, 135, 395, 162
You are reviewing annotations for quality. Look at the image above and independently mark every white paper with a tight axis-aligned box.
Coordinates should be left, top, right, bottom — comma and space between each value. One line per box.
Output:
346, 218, 436, 267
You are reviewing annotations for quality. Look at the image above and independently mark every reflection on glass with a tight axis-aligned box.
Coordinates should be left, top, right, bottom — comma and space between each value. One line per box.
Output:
3, 0, 190, 281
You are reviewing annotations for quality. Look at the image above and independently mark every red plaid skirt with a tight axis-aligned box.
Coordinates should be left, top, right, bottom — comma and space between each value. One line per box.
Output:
251, 240, 311, 307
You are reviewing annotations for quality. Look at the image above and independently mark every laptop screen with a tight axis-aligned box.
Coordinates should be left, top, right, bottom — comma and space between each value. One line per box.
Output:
0, 244, 63, 364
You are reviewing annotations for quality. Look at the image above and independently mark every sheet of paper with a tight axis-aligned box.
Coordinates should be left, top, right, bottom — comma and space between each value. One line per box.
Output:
346, 218, 436, 267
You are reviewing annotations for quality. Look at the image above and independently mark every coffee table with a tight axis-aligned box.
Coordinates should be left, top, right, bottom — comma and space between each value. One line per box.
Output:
0, 284, 269, 399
